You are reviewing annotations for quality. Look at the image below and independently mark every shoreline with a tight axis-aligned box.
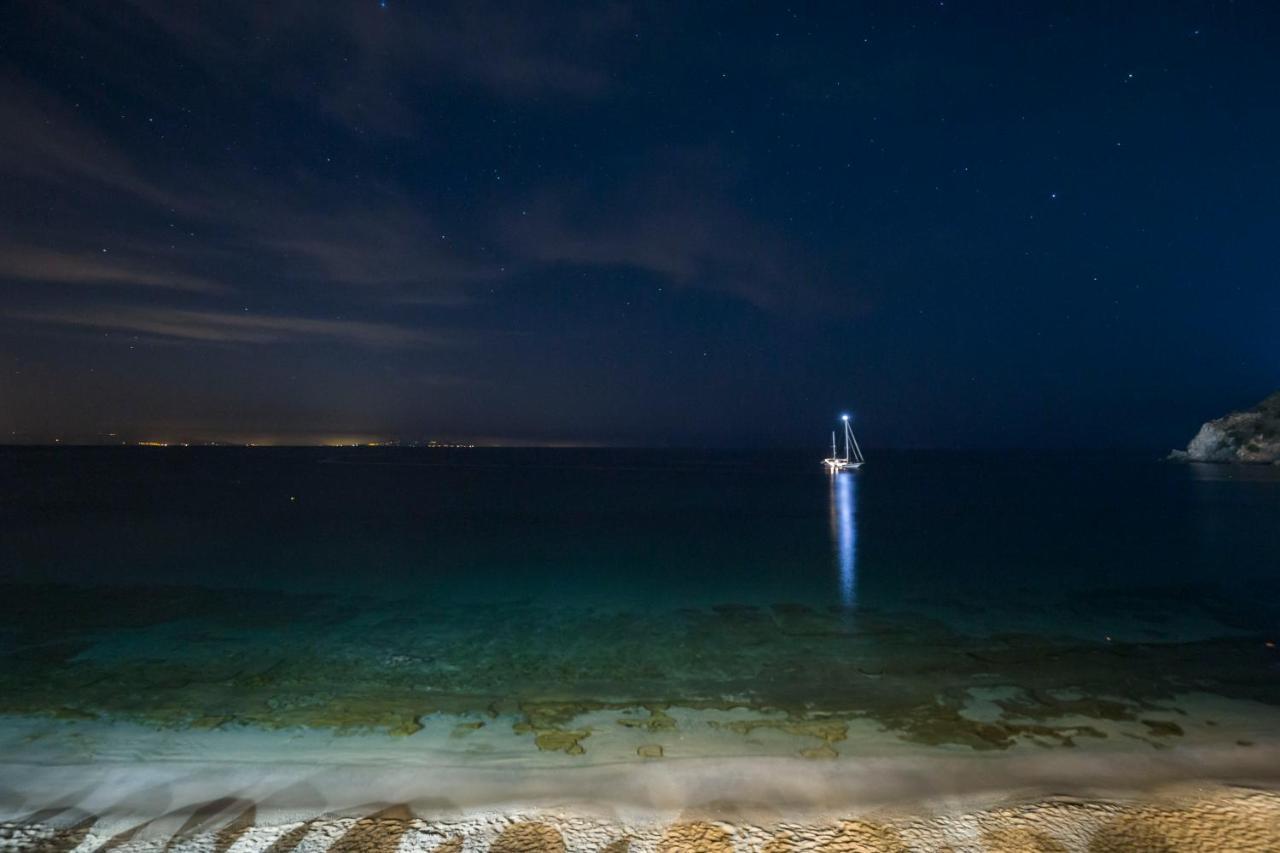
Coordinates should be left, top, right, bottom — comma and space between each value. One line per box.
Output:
6, 740, 1280, 818
9, 722, 1280, 849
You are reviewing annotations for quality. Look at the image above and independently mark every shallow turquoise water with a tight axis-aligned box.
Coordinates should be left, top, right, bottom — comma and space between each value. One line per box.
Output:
1, 447, 1279, 762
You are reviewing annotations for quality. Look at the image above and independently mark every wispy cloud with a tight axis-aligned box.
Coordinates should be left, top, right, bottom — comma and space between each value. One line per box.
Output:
246, 200, 503, 303
13, 306, 438, 348
503, 164, 819, 310
120, 1, 628, 132
0, 78, 501, 305
0, 245, 225, 293
0, 78, 196, 213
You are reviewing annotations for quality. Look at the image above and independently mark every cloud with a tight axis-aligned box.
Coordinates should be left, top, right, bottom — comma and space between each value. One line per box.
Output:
244, 199, 504, 303
0, 77, 502, 305
120, 1, 627, 132
502, 166, 818, 310
0, 245, 226, 293
2, 40, 825, 331
383, 2, 625, 97
13, 306, 438, 348
0, 78, 196, 213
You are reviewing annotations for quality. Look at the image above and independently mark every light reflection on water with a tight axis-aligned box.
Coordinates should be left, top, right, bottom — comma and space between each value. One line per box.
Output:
829, 470, 858, 607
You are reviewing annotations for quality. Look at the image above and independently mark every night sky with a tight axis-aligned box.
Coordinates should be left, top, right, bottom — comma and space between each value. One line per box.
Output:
2, 2, 1277, 449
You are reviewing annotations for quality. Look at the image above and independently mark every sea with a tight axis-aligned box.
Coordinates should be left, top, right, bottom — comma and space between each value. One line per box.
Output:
2, 446, 1280, 815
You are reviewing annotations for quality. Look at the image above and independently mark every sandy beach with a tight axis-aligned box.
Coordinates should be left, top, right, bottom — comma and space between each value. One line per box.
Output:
5, 771, 1280, 852
7, 729, 1280, 852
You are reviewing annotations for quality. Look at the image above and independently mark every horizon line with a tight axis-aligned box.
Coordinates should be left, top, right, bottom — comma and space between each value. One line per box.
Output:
0, 441, 1175, 454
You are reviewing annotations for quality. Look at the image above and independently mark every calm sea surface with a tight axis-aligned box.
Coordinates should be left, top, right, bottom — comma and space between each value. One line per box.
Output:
2, 447, 1279, 765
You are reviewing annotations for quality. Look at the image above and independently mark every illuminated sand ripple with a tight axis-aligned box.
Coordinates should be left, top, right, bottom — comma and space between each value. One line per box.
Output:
5, 787, 1280, 853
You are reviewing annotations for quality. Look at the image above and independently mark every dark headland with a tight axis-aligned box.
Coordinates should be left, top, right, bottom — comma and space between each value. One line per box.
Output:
1170, 392, 1280, 464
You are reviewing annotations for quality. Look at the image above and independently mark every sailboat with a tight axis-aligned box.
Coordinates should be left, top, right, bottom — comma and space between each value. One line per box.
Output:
823, 415, 864, 472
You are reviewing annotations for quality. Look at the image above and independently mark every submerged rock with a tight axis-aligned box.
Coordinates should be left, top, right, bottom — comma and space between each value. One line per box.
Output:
1170, 392, 1280, 464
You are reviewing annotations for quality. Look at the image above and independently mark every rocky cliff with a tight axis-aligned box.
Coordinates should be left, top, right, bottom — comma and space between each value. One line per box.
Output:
1170, 391, 1280, 463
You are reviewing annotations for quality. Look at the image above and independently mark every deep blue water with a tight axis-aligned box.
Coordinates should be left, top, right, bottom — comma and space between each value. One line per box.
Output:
1, 447, 1279, 755
4, 447, 1278, 610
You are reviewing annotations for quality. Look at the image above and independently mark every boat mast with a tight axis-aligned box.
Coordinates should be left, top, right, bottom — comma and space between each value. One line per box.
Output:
850, 427, 864, 464
831, 431, 837, 460
841, 415, 851, 462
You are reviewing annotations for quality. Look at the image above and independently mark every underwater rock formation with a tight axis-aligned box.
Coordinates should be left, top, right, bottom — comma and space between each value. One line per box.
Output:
1170, 391, 1280, 463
